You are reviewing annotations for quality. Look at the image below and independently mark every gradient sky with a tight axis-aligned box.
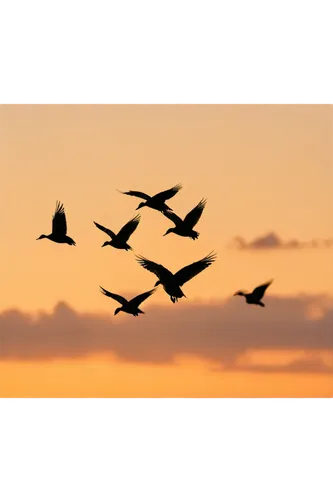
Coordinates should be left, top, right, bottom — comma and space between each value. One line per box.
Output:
0, 105, 332, 397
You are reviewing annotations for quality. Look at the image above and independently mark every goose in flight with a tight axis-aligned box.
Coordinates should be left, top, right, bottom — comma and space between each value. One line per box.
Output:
93, 214, 140, 250
136, 251, 216, 303
37, 201, 76, 246
234, 280, 273, 307
118, 183, 182, 214
163, 198, 207, 240
100, 286, 156, 316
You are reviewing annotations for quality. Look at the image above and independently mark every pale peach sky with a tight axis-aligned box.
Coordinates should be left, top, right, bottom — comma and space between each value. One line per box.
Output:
0, 105, 332, 397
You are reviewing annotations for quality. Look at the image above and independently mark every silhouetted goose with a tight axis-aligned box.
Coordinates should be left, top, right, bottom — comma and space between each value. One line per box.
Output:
100, 286, 156, 316
136, 251, 216, 303
37, 201, 76, 246
234, 280, 273, 307
118, 183, 182, 214
93, 214, 140, 250
163, 198, 207, 240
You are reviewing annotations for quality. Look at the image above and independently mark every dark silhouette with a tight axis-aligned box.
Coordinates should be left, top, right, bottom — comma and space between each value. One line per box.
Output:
163, 198, 207, 240
234, 280, 273, 307
94, 214, 140, 250
136, 251, 217, 303
118, 183, 182, 214
37, 201, 76, 246
100, 286, 156, 316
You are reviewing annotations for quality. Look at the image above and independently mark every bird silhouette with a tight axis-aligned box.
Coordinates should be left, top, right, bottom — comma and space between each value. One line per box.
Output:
118, 183, 182, 214
136, 251, 217, 303
100, 286, 156, 316
93, 214, 140, 250
234, 280, 273, 307
163, 198, 207, 240
37, 201, 76, 246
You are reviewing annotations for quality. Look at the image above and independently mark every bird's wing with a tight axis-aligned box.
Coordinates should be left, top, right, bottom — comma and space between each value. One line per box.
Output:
252, 280, 273, 300
117, 214, 141, 241
117, 189, 150, 200
162, 209, 183, 226
136, 255, 174, 281
99, 287, 128, 305
129, 288, 157, 308
93, 221, 116, 239
183, 198, 207, 228
174, 251, 217, 286
52, 201, 67, 235
153, 183, 183, 201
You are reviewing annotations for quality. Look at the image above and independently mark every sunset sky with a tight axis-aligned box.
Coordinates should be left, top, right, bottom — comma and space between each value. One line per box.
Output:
0, 104, 332, 397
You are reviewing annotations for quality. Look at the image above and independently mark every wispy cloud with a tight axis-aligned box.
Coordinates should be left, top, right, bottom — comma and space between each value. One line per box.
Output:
229, 353, 333, 374
230, 232, 333, 250
1, 294, 332, 373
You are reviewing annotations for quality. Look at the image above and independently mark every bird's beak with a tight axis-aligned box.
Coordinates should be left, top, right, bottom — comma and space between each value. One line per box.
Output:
163, 231, 168, 236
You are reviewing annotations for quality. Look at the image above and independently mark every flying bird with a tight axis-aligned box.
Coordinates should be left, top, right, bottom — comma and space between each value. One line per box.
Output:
100, 286, 156, 316
136, 251, 217, 303
118, 183, 182, 214
93, 214, 140, 250
234, 280, 273, 307
163, 198, 207, 240
36, 201, 76, 246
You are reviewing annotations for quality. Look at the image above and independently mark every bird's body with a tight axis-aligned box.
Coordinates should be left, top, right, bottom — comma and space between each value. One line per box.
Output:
234, 280, 273, 307
118, 183, 182, 215
100, 286, 156, 316
106, 238, 133, 251
37, 201, 76, 246
136, 251, 216, 303
44, 234, 76, 245
158, 282, 185, 303
163, 198, 206, 240
94, 214, 140, 251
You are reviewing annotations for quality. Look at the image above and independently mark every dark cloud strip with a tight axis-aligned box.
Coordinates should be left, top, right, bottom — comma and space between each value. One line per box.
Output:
231, 232, 333, 250
1, 295, 333, 374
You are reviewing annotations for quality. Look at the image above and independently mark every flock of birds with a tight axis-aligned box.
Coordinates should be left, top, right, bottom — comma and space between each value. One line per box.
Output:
37, 183, 273, 316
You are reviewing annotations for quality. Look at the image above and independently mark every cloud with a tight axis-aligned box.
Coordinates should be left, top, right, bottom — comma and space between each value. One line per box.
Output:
1, 294, 333, 374
230, 232, 333, 250
229, 353, 333, 374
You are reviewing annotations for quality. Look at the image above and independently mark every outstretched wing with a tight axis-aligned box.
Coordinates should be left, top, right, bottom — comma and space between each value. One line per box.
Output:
162, 209, 183, 226
118, 189, 150, 201
252, 280, 273, 301
99, 287, 128, 305
117, 214, 141, 241
153, 183, 183, 202
183, 198, 207, 229
93, 221, 116, 239
174, 251, 217, 286
52, 201, 67, 235
129, 288, 157, 308
136, 255, 174, 282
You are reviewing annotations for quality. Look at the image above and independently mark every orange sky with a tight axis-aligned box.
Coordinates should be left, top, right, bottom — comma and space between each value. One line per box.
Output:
0, 105, 332, 397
